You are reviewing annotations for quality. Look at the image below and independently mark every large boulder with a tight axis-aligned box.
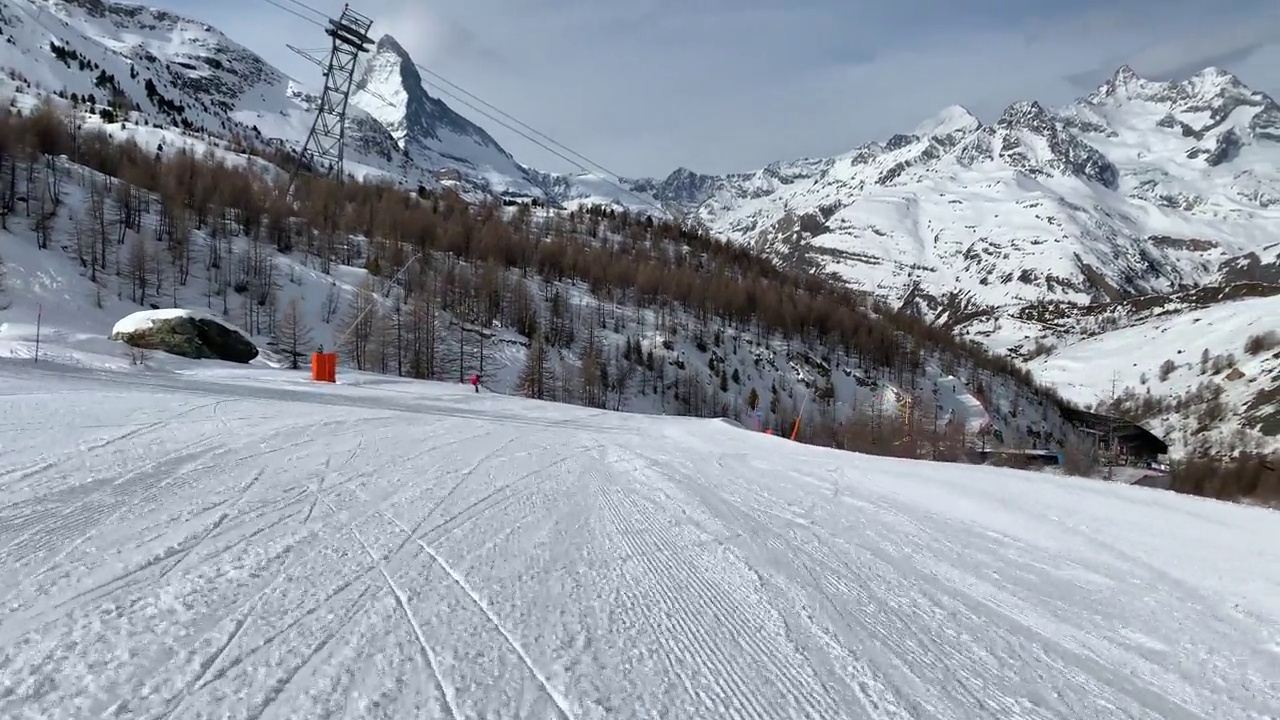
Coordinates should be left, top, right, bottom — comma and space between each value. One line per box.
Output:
111, 309, 258, 363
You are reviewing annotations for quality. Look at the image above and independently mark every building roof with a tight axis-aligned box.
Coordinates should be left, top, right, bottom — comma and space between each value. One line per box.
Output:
1060, 406, 1170, 455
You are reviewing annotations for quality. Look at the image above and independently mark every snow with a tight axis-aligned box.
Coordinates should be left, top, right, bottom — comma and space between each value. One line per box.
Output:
0, 158, 381, 375
556, 172, 663, 214
576, 65, 1280, 338
1, 357, 1278, 719
1029, 295, 1280, 405
8, 0, 1279, 331
3, 148, 1070, 456
111, 307, 252, 338
1027, 294, 1280, 453
913, 104, 980, 137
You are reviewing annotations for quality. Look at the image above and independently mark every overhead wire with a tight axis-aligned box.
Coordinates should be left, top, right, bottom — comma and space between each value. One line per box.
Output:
279, 0, 329, 20
410, 60, 636, 188
250, 0, 677, 219
258, 0, 325, 28
282, 0, 640, 183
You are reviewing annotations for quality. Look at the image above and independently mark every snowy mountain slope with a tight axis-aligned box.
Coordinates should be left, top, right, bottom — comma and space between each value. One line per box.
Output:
1, 0, 257, 123
0, 0, 325, 146
600, 66, 1280, 318
536, 169, 667, 215
0, 148, 1046, 458
544, 64, 1280, 452
1, 116, 1095, 471
0, 0, 561, 197
3, 359, 1279, 719
1020, 289, 1280, 456
0, 0, 336, 183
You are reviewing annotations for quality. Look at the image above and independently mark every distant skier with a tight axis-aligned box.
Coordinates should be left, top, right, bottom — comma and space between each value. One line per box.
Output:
470, 373, 480, 393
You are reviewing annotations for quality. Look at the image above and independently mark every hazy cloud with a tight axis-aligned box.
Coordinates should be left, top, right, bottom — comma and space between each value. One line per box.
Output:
157, 0, 1280, 177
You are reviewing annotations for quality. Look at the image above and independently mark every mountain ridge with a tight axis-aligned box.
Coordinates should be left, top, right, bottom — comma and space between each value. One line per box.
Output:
601, 64, 1280, 314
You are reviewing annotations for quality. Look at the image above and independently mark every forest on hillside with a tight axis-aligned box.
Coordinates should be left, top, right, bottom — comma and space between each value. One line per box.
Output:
2, 96, 1275, 505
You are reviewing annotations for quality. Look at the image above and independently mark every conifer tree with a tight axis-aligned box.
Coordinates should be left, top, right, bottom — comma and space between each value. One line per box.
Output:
276, 296, 314, 370
519, 336, 555, 400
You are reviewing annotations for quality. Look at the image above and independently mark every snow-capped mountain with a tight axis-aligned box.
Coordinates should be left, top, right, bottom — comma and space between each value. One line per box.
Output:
0, 0, 274, 131
603, 66, 1280, 324
0, 0, 384, 164
0, 0, 563, 198
348, 35, 546, 197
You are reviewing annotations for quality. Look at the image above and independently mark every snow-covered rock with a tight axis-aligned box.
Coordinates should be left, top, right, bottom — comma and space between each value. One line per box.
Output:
111, 309, 258, 363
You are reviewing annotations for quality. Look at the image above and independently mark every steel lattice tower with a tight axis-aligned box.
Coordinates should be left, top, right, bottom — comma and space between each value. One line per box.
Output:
286, 4, 373, 195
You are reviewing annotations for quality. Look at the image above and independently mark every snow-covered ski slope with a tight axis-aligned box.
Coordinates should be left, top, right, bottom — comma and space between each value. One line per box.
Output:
2, 360, 1278, 719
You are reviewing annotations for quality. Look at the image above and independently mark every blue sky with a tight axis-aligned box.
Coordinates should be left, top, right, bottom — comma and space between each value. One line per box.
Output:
156, 0, 1280, 177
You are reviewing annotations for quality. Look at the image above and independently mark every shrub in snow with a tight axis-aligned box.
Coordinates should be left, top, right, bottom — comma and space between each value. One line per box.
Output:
110, 309, 258, 364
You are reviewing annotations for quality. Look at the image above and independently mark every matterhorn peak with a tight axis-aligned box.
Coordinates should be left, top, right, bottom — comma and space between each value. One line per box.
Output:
351, 31, 502, 154
374, 34, 412, 62
356, 34, 421, 100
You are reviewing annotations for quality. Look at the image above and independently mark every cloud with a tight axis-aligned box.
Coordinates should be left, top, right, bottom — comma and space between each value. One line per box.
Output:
364, 2, 504, 68
157, 0, 1280, 178
1061, 2, 1280, 89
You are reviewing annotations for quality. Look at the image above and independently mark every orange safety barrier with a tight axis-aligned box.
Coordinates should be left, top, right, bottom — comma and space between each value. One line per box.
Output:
321, 352, 337, 382
310, 352, 338, 382
324, 352, 337, 382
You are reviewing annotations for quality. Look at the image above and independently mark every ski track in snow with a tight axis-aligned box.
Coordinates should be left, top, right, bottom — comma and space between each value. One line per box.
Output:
1, 361, 1278, 719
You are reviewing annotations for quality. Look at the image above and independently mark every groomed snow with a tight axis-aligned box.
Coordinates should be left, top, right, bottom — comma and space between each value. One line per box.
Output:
111, 308, 252, 339
1, 359, 1277, 719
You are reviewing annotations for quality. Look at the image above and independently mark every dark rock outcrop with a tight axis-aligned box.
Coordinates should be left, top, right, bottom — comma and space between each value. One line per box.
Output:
111, 312, 258, 363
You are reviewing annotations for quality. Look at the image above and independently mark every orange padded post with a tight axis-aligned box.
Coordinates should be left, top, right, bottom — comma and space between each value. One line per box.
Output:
311, 352, 337, 382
